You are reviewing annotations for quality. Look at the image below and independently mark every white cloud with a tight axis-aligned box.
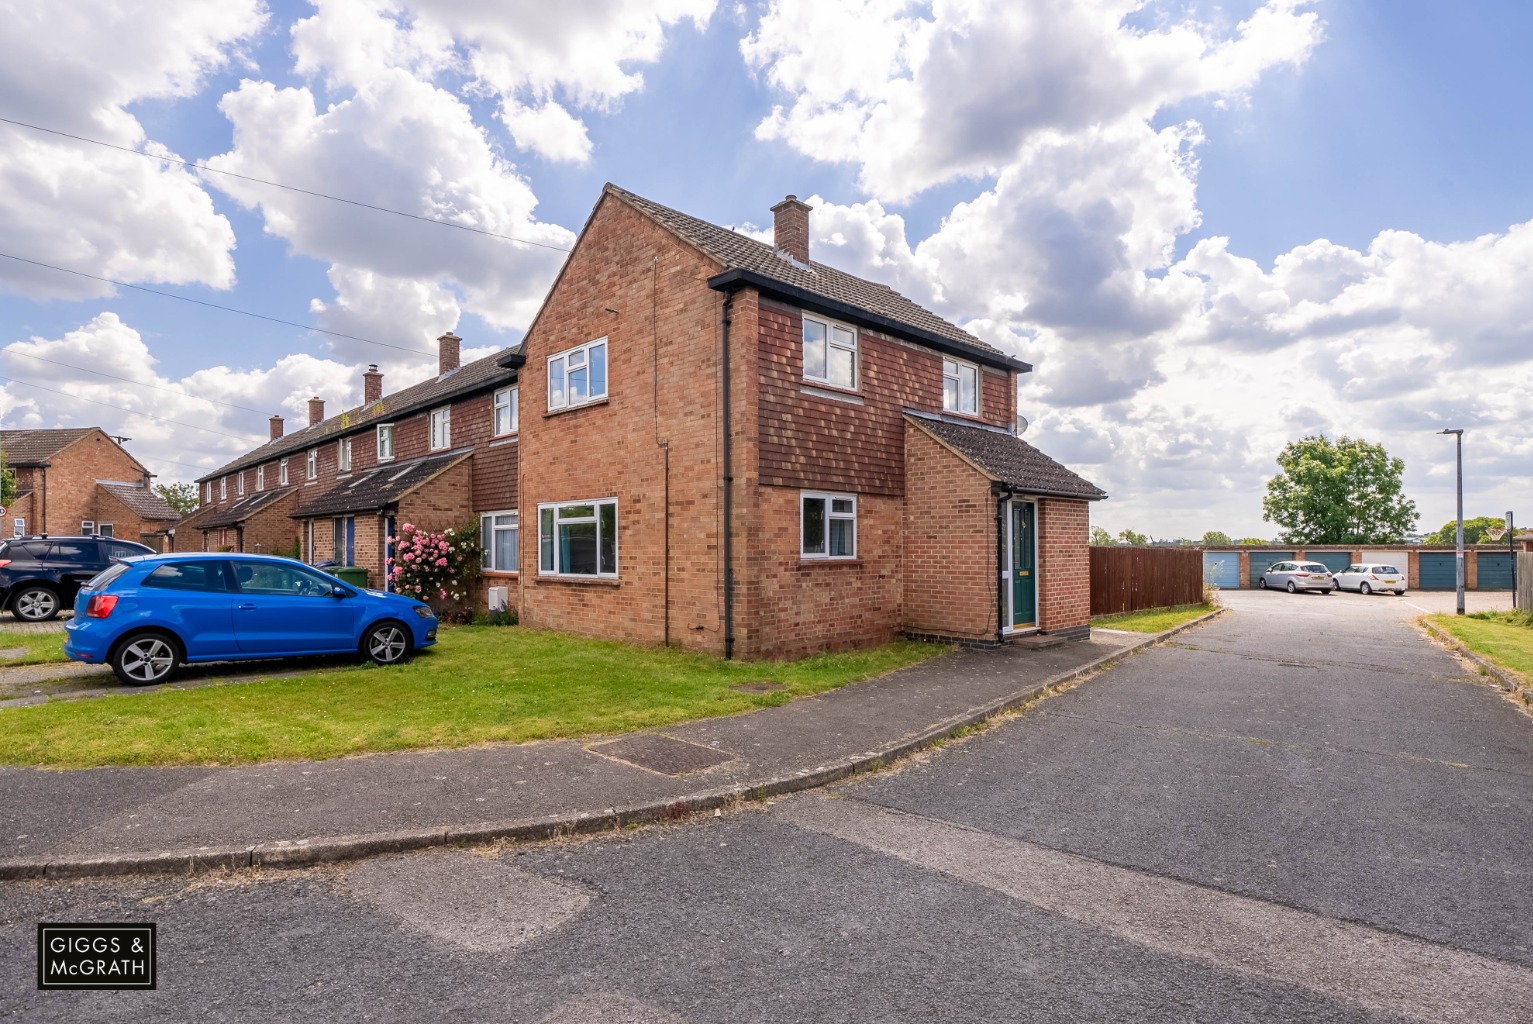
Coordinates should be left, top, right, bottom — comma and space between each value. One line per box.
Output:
0, 1, 266, 299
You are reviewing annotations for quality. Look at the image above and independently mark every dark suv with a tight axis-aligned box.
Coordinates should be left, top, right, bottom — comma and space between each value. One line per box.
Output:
0, 536, 156, 622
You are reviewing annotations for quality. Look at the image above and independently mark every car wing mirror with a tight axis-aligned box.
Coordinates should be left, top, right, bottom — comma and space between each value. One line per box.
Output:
331, 585, 355, 598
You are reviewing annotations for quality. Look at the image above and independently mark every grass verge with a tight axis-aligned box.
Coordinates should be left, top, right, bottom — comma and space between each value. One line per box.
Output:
1091, 603, 1217, 634
1431, 612, 1533, 681
0, 631, 69, 666
0, 626, 943, 768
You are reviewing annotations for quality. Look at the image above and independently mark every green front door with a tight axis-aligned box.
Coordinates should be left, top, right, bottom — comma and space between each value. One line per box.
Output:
1010, 501, 1037, 629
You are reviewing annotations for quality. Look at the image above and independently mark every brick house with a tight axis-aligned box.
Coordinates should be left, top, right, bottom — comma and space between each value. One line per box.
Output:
0, 428, 181, 548
185, 340, 523, 596
514, 185, 1105, 658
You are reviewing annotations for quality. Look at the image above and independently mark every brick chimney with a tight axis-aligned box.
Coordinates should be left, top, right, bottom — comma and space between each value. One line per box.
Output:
363, 364, 383, 404
268, 415, 284, 441
308, 397, 325, 426
438, 332, 461, 375
771, 194, 812, 264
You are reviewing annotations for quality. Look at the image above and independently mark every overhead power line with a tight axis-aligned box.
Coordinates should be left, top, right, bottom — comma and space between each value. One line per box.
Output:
0, 251, 435, 357
0, 115, 573, 254
4, 350, 269, 415
0, 373, 263, 443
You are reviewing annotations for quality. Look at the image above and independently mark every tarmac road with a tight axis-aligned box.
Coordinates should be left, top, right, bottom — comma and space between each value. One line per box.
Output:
4, 589, 1530, 1023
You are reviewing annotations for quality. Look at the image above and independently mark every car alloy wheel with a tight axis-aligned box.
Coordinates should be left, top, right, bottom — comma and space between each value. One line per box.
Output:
1360, 582, 1372, 595
12, 586, 60, 622
116, 636, 176, 686
1286, 581, 1297, 594
366, 624, 409, 665
1258, 578, 1268, 589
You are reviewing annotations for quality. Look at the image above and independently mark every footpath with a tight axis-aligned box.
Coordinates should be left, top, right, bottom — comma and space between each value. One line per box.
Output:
0, 613, 1219, 880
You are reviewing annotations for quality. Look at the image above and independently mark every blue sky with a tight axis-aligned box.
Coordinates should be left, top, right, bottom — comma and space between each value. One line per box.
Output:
1, 0, 1528, 537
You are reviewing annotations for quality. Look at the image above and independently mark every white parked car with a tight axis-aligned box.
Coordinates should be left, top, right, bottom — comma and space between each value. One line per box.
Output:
1258, 561, 1335, 594
1333, 564, 1407, 596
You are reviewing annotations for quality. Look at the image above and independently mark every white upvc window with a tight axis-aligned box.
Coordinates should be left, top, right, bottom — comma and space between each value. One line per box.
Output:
82, 520, 95, 535
306, 449, 317, 480
237, 471, 246, 496
547, 338, 608, 411
538, 499, 617, 577
256, 465, 265, 490
801, 491, 857, 559
943, 358, 979, 415
338, 436, 352, 473
11, 518, 23, 538
802, 313, 858, 390
219, 477, 227, 500
429, 406, 451, 450
481, 511, 519, 572
204, 482, 212, 503
279, 458, 289, 485
494, 386, 519, 436
97, 523, 114, 538
377, 423, 394, 462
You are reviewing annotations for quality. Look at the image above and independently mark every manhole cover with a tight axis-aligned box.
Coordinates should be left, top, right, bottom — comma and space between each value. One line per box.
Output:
730, 680, 785, 693
588, 734, 735, 775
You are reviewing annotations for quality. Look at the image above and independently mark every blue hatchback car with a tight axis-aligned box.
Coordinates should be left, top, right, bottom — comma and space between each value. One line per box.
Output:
64, 553, 438, 686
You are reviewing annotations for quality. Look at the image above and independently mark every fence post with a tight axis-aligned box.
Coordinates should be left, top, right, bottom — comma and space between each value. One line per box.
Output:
1518, 553, 1533, 610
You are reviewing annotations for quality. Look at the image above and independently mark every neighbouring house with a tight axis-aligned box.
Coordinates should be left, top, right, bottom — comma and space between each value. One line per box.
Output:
185, 346, 523, 602
514, 185, 1105, 658
0, 428, 181, 548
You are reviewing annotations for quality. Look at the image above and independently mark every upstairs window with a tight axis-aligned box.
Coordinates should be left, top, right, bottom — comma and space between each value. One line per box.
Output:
943, 358, 979, 415
237, 472, 245, 496
377, 423, 394, 462
338, 436, 352, 473
429, 406, 451, 450
204, 482, 212, 503
279, 458, 289, 485
219, 477, 227, 500
306, 449, 317, 480
494, 386, 519, 436
538, 499, 617, 577
801, 491, 857, 560
547, 339, 608, 411
256, 465, 265, 490
802, 314, 857, 390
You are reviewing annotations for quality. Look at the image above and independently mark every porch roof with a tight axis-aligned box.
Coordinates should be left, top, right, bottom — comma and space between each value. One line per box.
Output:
197, 486, 298, 530
291, 450, 471, 519
906, 411, 1107, 501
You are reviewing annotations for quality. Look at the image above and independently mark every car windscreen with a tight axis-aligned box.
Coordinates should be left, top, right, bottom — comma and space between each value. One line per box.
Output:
85, 563, 132, 590
1374, 565, 1401, 574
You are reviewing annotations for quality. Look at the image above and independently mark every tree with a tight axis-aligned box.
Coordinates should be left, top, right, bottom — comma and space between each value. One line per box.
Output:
0, 449, 15, 507
1089, 526, 1115, 546
1261, 435, 1417, 544
1426, 516, 1506, 546
154, 482, 199, 516
1116, 528, 1150, 546
1201, 530, 1233, 547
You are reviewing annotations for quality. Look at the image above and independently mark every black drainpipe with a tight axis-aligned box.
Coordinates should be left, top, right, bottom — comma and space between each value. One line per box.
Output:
995, 484, 1015, 644
721, 291, 735, 660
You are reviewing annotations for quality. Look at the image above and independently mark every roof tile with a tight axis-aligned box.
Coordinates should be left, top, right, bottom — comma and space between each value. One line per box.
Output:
907, 412, 1106, 501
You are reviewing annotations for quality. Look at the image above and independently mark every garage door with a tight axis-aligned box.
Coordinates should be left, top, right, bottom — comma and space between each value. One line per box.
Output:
1306, 551, 1353, 573
1360, 551, 1408, 573
1248, 551, 1295, 587
1478, 552, 1513, 590
1203, 552, 1240, 589
1419, 552, 1458, 590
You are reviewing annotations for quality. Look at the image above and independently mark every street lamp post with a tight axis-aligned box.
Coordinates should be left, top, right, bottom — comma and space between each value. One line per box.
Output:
1439, 429, 1465, 616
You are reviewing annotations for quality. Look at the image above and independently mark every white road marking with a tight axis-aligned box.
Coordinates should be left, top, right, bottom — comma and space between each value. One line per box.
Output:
776, 795, 1533, 1024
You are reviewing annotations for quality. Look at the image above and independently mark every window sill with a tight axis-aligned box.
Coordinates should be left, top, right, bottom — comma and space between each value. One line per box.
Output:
489, 435, 519, 447
797, 557, 863, 566
481, 570, 519, 578
544, 397, 609, 418
800, 384, 864, 406
940, 407, 985, 422
534, 573, 620, 586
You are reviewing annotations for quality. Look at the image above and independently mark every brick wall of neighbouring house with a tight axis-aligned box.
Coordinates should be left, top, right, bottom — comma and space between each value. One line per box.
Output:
902, 422, 998, 642
22, 430, 152, 535
1038, 497, 1092, 638
240, 492, 305, 557
88, 487, 169, 548
4, 491, 35, 539
518, 194, 730, 653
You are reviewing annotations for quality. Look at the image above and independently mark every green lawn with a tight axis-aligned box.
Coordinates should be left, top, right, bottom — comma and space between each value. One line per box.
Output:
1432, 612, 1533, 680
1092, 603, 1217, 633
0, 630, 69, 666
0, 627, 943, 768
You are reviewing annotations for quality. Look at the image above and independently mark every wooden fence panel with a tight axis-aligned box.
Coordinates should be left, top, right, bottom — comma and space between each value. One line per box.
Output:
1090, 546, 1206, 616
1518, 552, 1533, 611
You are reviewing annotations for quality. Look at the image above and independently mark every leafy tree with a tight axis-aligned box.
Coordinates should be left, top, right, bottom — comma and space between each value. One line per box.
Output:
1201, 530, 1233, 547
0, 449, 15, 506
1262, 435, 1417, 544
1238, 537, 1269, 546
1116, 528, 1150, 546
154, 482, 199, 516
1426, 516, 1506, 546
1089, 526, 1115, 546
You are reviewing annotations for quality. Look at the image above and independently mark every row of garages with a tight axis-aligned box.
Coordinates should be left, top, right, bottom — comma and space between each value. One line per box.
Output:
1202, 547, 1515, 591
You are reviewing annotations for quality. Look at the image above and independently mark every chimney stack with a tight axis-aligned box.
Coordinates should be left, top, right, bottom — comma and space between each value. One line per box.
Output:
438, 332, 461, 375
771, 194, 812, 264
363, 364, 383, 404
269, 415, 284, 441
308, 397, 325, 426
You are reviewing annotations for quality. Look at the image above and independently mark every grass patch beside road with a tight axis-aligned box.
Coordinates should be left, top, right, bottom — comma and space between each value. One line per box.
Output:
1431, 612, 1533, 681
0, 626, 943, 768
1092, 603, 1217, 634
0, 631, 69, 666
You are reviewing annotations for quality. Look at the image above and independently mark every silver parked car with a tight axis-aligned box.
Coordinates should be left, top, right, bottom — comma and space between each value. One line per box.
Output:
1333, 563, 1407, 596
1258, 561, 1335, 594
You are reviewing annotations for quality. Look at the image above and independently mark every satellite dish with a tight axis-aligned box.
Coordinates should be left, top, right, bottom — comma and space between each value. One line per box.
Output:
1015, 414, 1029, 436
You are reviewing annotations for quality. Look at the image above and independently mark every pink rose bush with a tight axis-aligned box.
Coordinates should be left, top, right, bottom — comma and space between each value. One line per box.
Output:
386, 522, 483, 622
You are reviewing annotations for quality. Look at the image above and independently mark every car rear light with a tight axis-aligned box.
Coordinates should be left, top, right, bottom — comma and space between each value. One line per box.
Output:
86, 594, 119, 619
0, 560, 10, 568
1370, 574, 1379, 579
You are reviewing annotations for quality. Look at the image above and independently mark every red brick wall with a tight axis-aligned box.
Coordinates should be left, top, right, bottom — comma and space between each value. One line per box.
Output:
4, 491, 35, 539
903, 423, 998, 641
1038, 498, 1091, 635
26, 430, 155, 536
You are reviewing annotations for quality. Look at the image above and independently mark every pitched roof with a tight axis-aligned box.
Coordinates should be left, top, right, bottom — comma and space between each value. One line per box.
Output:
198, 347, 521, 483
603, 185, 1028, 372
196, 486, 298, 529
292, 450, 471, 519
0, 428, 96, 466
907, 411, 1107, 501
98, 482, 181, 522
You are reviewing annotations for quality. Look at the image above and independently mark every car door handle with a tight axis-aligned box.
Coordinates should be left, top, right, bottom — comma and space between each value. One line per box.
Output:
237, 603, 257, 610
